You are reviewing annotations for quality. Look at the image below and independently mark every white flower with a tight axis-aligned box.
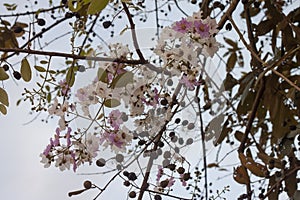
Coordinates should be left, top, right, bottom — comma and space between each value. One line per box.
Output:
95, 81, 109, 99
55, 153, 72, 171
202, 37, 219, 57
40, 153, 52, 168
58, 117, 67, 130
48, 98, 69, 117
82, 133, 100, 158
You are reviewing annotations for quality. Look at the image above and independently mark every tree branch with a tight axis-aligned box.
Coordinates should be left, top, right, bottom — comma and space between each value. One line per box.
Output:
0, 5, 64, 17
217, 0, 239, 30
0, 47, 147, 65
238, 78, 265, 153
137, 83, 183, 200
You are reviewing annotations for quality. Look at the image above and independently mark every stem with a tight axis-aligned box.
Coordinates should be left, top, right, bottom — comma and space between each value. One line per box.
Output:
195, 81, 208, 200
122, 2, 145, 61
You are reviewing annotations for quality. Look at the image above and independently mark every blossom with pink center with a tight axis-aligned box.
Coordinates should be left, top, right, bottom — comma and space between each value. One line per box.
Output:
100, 131, 124, 149
179, 75, 200, 90
58, 79, 70, 96
173, 18, 192, 34
100, 127, 132, 152
75, 88, 88, 102
194, 20, 210, 38
108, 109, 124, 130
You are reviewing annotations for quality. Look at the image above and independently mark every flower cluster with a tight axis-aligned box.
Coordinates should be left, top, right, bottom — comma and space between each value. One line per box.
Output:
42, 14, 219, 199
154, 10, 219, 90
40, 127, 101, 172
48, 98, 74, 130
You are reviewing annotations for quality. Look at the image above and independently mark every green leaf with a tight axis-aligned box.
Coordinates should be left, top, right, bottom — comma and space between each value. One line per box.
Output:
16, 99, 22, 106
68, 0, 89, 12
224, 37, 238, 49
21, 58, 32, 82
0, 87, 9, 106
0, 104, 7, 115
104, 99, 120, 108
47, 93, 51, 103
66, 67, 75, 87
97, 67, 108, 83
111, 71, 134, 88
34, 65, 46, 72
40, 60, 48, 64
0, 67, 9, 80
87, 0, 109, 15
3, 3, 17, 11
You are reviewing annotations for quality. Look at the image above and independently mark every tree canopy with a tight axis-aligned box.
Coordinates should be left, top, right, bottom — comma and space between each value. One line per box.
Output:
1, 0, 300, 199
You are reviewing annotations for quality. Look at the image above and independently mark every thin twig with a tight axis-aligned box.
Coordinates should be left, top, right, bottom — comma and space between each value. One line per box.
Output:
2, 16, 70, 61
122, 2, 145, 61
173, 0, 188, 17
195, 75, 208, 200
262, 165, 300, 199
0, 5, 64, 17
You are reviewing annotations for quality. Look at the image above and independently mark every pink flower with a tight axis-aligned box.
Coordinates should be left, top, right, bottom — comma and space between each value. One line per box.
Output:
53, 127, 60, 146
100, 131, 124, 148
179, 75, 201, 90
75, 88, 88, 102
156, 165, 164, 182
59, 79, 70, 96
70, 150, 77, 172
180, 174, 187, 186
108, 110, 124, 130
194, 20, 210, 38
43, 141, 53, 156
141, 87, 159, 107
167, 177, 175, 187
173, 18, 192, 33
66, 127, 72, 147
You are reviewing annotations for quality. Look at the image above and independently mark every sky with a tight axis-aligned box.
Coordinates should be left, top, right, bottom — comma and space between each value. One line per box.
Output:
1, 0, 296, 199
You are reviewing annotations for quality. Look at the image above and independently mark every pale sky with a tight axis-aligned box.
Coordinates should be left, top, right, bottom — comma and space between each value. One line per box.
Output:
0, 0, 275, 199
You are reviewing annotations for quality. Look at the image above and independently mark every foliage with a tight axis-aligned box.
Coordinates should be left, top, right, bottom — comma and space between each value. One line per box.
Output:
1, 0, 300, 199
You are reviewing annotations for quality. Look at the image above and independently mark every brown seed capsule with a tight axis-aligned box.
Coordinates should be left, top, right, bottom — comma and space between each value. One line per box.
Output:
37, 18, 46, 26
128, 191, 136, 198
83, 180, 92, 189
